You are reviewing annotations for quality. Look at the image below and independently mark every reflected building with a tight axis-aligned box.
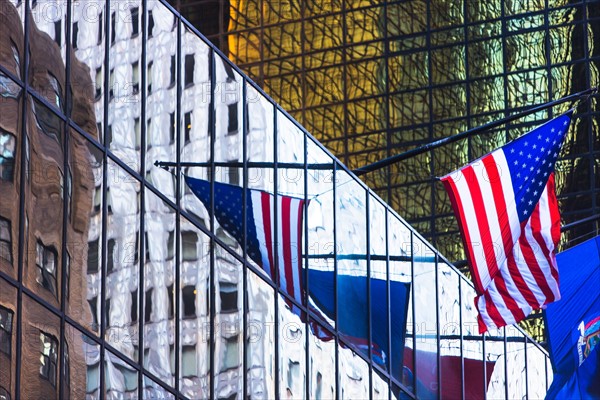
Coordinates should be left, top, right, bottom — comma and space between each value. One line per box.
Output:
170, 0, 600, 343
0, 1, 563, 399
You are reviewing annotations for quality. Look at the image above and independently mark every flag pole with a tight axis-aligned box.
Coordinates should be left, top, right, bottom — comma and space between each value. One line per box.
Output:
352, 87, 597, 176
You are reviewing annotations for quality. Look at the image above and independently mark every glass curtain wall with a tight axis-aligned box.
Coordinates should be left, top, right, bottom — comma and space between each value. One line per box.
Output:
0, 0, 553, 399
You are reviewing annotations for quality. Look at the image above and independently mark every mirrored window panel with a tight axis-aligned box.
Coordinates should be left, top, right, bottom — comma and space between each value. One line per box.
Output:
20, 295, 61, 400
104, 350, 138, 399
505, 326, 527, 399
438, 262, 462, 399
27, 97, 65, 309
143, 375, 175, 399
278, 294, 307, 399
411, 238, 438, 398
306, 138, 335, 329
143, 186, 176, 387
484, 327, 507, 398
246, 269, 276, 399
71, 0, 106, 144
64, 324, 100, 399
214, 55, 243, 163
0, 1, 24, 80
336, 170, 369, 359
214, 243, 243, 398
145, 1, 178, 173
105, 159, 141, 363
179, 215, 211, 398
0, 277, 17, 399
107, 0, 142, 171
308, 320, 336, 399
338, 342, 371, 399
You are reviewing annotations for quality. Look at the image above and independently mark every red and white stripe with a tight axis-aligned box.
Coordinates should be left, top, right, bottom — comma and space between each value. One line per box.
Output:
251, 190, 305, 307
442, 150, 561, 333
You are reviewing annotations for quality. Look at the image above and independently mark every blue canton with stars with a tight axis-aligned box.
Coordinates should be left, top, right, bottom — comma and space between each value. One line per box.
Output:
184, 175, 264, 268
502, 112, 572, 222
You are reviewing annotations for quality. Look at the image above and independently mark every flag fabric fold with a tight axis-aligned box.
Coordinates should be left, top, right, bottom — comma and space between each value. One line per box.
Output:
441, 113, 571, 333
184, 176, 306, 312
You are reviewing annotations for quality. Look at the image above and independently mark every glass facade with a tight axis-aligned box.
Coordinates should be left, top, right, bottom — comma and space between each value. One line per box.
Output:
170, 0, 600, 342
0, 0, 557, 399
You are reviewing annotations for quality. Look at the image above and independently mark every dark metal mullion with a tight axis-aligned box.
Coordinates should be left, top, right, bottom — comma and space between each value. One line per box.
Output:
425, 0, 436, 245
174, 15, 182, 396
464, 0, 473, 162
582, 2, 596, 236
138, 0, 147, 394
341, 0, 349, 166
482, 333, 487, 400
524, 337, 529, 400
459, 278, 465, 400
100, 0, 111, 397
385, 208, 392, 399
333, 162, 339, 399
303, 130, 309, 400
504, 328, 509, 400
435, 254, 441, 400
544, 0, 553, 114
15, 1, 32, 397
272, 104, 280, 399
59, 2, 73, 399
365, 194, 373, 400
242, 80, 249, 400
409, 231, 417, 397
383, 2, 392, 207
208, 48, 216, 400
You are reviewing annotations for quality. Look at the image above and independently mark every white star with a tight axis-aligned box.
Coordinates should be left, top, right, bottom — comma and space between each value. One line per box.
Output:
525, 141, 529, 146
523, 209, 528, 215
532, 144, 537, 149
558, 130, 563, 135
514, 160, 519, 165
539, 181, 543, 186
522, 163, 527, 168
519, 151, 524, 156
545, 137, 550, 142
538, 134, 543, 139
535, 157, 540, 162
521, 198, 525, 202
525, 176, 529, 181
551, 128, 555, 133
544, 172, 548, 176
527, 154, 532, 159
510, 148, 515, 153
528, 200, 533, 206
541, 147, 545, 152
553, 152, 558, 157
516, 173, 521, 178
530, 166, 534, 171
533, 191, 538, 196
564, 120, 568, 126
526, 188, 530, 192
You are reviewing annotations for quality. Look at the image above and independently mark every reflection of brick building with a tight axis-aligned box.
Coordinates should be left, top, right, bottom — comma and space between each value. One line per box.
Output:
0, 1, 97, 399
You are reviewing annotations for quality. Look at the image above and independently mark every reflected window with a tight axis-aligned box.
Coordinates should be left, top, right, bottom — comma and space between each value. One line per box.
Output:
88, 297, 98, 330
25, 135, 29, 182
0, 386, 10, 400
93, 186, 101, 213
131, 289, 138, 323
97, 12, 103, 45
168, 284, 174, 318
220, 283, 238, 313
169, 112, 175, 144
0, 72, 20, 99
54, 20, 62, 46
131, 7, 139, 38
11, 40, 20, 78
39, 332, 58, 387
227, 103, 238, 134
147, 61, 153, 93
86, 363, 100, 393
36, 241, 58, 297
185, 54, 194, 86
167, 230, 175, 260
107, 239, 115, 273
145, 288, 153, 322
62, 342, 70, 400
66, 168, 72, 219
0, 306, 13, 356
0, 218, 12, 264
182, 231, 198, 261
110, 12, 116, 45
170, 55, 176, 87
223, 62, 235, 82
132, 61, 140, 95
182, 285, 196, 318
65, 252, 70, 301
287, 360, 300, 395
227, 162, 239, 186
105, 298, 111, 327
184, 112, 191, 144
221, 336, 239, 371
72, 21, 79, 50
32, 99, 62, 144
95, 68, 102, 100
108, 69, 115, 100
181, 345, 197, 377
48, 73, 62, 110
148, 10, 155, 37
316, 372, 322, 400
0, 130, 16, 182
134, 117, 141, 149
106, 187, 113, 214
87, 239, 99, 273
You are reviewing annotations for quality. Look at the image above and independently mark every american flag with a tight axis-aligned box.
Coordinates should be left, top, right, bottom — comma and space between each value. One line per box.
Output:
441, 112, 572, 333
184, 176, 306, 314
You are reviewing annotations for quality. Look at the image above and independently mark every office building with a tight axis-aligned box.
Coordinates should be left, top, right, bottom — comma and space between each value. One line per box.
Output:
0, 1, 562, 399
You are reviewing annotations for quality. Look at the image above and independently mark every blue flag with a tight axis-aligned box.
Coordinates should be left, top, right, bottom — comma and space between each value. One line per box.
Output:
545, 235, 600, 399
